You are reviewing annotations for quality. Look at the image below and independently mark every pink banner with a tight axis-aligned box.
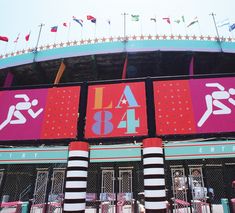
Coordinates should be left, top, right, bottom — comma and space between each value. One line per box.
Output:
0, 86, 80, 141
154, 77, 235, 135
190, 77, 235, 133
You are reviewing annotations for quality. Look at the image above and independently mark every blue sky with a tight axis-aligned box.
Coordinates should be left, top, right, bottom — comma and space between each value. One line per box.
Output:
0, 0, 235, 55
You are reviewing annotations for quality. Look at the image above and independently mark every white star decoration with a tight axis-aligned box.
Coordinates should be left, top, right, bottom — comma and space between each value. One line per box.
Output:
121, 99, 127, 104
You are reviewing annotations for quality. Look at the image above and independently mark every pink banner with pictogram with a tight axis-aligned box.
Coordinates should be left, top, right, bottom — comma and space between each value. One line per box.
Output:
0, 86, 80, 141
154, 77, 235, 135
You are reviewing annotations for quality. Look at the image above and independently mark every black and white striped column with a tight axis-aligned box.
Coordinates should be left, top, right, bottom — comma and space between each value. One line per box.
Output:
143, 138, 166, 212
63, 141, 89, 213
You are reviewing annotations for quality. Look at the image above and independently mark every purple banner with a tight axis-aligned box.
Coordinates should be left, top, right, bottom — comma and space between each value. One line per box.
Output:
0, 89, 48, 140
190, 77, 235, 133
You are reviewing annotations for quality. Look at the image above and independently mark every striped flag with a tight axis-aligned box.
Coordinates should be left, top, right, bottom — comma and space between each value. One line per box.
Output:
25, 32, 30, 41
162, 17, 171, 24
87, 15, 96, 23
229, 23, 235, 32
51, 26, 58, 32
131, 15, 140, 21
63, 22, 68, 27
217, 18, 230, 27
73, 16, 83, 27
14, 33, 20, 43
187, 17, 198, 27
0, 36, 8, 42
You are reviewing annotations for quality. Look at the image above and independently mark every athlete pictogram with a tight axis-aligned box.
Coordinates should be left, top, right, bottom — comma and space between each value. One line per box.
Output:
0, 94, 43, 130
197, 83, 235, 127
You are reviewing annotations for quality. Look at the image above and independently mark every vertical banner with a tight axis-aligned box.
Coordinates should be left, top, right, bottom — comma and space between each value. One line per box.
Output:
41, 86, 80, 139
143, 138, 166, 212
0, 86, 80, 140
63, 141, 89, 213
154, 80, 195, 135
154, 77, 235, 135
85, 82, 148, 138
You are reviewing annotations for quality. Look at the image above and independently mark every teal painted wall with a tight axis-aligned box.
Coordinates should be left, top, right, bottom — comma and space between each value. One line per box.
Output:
0, 140, 234, 164
1, 40, 235, 69
164, 140, 235, 160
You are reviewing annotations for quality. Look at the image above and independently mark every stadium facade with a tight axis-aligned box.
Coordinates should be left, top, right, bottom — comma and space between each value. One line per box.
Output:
0, 36, 235, 212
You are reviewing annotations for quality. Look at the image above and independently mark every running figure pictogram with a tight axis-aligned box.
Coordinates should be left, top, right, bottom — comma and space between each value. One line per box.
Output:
0, 94, 43, 130
197, 83, 235, 127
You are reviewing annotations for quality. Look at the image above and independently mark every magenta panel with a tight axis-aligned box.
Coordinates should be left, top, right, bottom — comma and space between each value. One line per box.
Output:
0, 89, 48, 140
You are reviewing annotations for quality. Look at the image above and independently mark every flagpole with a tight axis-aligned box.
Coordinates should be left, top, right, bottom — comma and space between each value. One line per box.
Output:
14, 42, 17, 52
150, 16, 157, 35
67, 22, 71, 41
169, 16, 173, 35
154, 16, 157, 35
121, 12, 128, 40
209, 12, 223, 52
14, 33, 20, 52
140, 16, 143, 35
196, 20, 202, 35
230, 30, 234, 39
94, 23, 96, 39
34, 23, 45, 62
108, 19, 111, 37
81, 27, 83, 40
54, 27, 58, 44
182, 16, 188, 35
4, 42, 8, 55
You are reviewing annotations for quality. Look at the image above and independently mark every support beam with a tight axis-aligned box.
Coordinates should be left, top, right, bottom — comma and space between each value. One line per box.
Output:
143, 138, 167, 212
63, 141, 89, 213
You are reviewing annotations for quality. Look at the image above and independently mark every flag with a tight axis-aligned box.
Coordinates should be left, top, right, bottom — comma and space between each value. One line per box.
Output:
150, 17, 156, 22
122, 55, 128, 79
162, 17, 171, 24
73, 17, 83, 27
0, 36, 8, 42
63, 22, 68, 27
25, 32, 30, 41
174, 19, 181, 24
229, 23, 235, 32
14, 33, 20, 43
217, 18, 230, 27
87, 15, 96, 23
51, 26, 58, 32
131, 15, 139, 21
54, 61, 66, 84
3, 71, 14, 88
187, 17, 198, 27
189, 56, 194, 76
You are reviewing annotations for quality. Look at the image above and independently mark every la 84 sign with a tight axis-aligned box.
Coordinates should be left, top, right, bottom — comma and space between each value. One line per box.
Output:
85, 82, 148, 138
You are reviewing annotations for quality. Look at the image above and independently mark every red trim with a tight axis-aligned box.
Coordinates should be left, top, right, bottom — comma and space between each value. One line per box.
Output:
143, 138, 162, 148
175, 199, 190, 206
69, 141, 89, 151
0, 201, 22, 208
